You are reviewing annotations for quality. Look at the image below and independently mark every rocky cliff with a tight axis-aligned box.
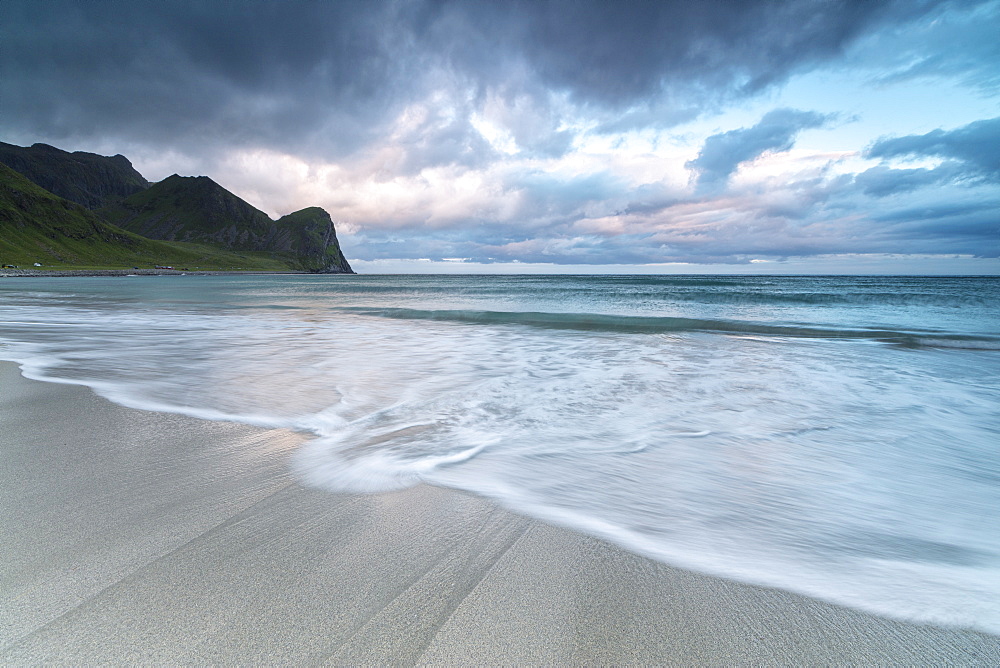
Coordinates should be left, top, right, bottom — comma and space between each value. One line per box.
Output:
276, 207, 354, 273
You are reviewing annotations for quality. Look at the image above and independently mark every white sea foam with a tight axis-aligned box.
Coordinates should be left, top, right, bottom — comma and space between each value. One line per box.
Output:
1, 274, 998, 634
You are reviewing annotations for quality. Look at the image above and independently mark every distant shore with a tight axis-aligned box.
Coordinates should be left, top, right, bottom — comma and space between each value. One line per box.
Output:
0, 268, 314, 278
1, 361, 997, 664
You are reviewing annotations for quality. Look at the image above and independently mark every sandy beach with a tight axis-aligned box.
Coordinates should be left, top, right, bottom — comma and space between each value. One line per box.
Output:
1, 361, 997, 665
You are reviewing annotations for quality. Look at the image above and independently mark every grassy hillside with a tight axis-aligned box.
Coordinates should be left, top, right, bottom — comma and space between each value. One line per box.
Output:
0, 164, 293, 271
100, 174, 281, 247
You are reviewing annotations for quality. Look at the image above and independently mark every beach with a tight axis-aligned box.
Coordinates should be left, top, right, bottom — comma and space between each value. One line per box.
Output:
1, 361, 997, 665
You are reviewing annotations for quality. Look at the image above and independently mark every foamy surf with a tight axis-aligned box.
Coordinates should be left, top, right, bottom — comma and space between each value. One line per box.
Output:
1, 274, 998, 634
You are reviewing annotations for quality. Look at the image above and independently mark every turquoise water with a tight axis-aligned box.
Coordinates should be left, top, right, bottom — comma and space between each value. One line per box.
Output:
1, 274, 998, 632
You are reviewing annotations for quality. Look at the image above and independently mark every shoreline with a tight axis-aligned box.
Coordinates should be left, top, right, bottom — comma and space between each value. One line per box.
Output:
1, 361, 997, 664
0, 269, 333, 278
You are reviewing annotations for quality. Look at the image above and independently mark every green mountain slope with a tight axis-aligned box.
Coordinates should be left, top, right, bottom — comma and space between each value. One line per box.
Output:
99, 174, 277, 245
0, 164, 290, 271
102, 175, 353, 273
0, 142, 150, 209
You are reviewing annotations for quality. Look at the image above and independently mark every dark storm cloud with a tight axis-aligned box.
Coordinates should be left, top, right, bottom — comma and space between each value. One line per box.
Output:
865, 117, 1000, 182
686, 109, 832, 190
1, 0, 953, 160
429, 0, 939, 105
1, 0, 419, 156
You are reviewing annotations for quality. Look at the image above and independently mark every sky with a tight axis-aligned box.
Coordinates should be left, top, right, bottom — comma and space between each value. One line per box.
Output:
3, 0, 999, 274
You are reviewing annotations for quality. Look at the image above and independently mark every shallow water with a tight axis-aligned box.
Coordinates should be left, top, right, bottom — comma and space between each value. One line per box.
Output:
2, 274, 998, 632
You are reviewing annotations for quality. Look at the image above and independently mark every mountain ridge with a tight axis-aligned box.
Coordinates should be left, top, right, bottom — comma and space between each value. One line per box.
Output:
0, 142, 353, 273
0, 142, 150, 209
100, 174, 353, 273
0, 163, 290, 271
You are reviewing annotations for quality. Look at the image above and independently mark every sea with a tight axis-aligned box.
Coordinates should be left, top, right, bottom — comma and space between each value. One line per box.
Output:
1, 274, 998, 633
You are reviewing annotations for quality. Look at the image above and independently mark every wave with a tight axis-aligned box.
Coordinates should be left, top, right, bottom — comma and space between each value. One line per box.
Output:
336, 307, 1000, 349
3, 275, 1000, 634
245, 275, 1000, 309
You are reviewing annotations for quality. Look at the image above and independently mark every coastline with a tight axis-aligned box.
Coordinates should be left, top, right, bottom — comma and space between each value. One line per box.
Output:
0, 269, 313, 278
1, 361, 997, 664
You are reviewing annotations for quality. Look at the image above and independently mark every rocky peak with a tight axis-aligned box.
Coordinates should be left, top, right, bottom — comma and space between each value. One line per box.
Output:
276, 207, 354, 273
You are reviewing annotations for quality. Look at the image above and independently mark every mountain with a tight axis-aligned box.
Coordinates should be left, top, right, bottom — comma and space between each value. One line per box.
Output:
99, 174, 277, 246
0, 163, 295, 271
0, 142, 149, 209
275, 207, 354, 275
0, 141, 355, 273
100, 174, 353, 273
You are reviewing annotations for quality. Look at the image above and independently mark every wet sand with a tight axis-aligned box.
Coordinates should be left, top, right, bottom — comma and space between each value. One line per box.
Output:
1, 361, 997, 664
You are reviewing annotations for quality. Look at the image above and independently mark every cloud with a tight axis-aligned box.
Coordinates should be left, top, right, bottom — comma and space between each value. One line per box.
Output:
0, 0, 952, 159
686, 109, 832, 190
0, 1, 424, 157
337, 158, 1000, 266
441, 0, 931, 106
869, 198, 1000, 256
2, 0, 997, 269
859, 0, 1000, 94
854, 164, 964, 197
865, 116, 1000, 181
